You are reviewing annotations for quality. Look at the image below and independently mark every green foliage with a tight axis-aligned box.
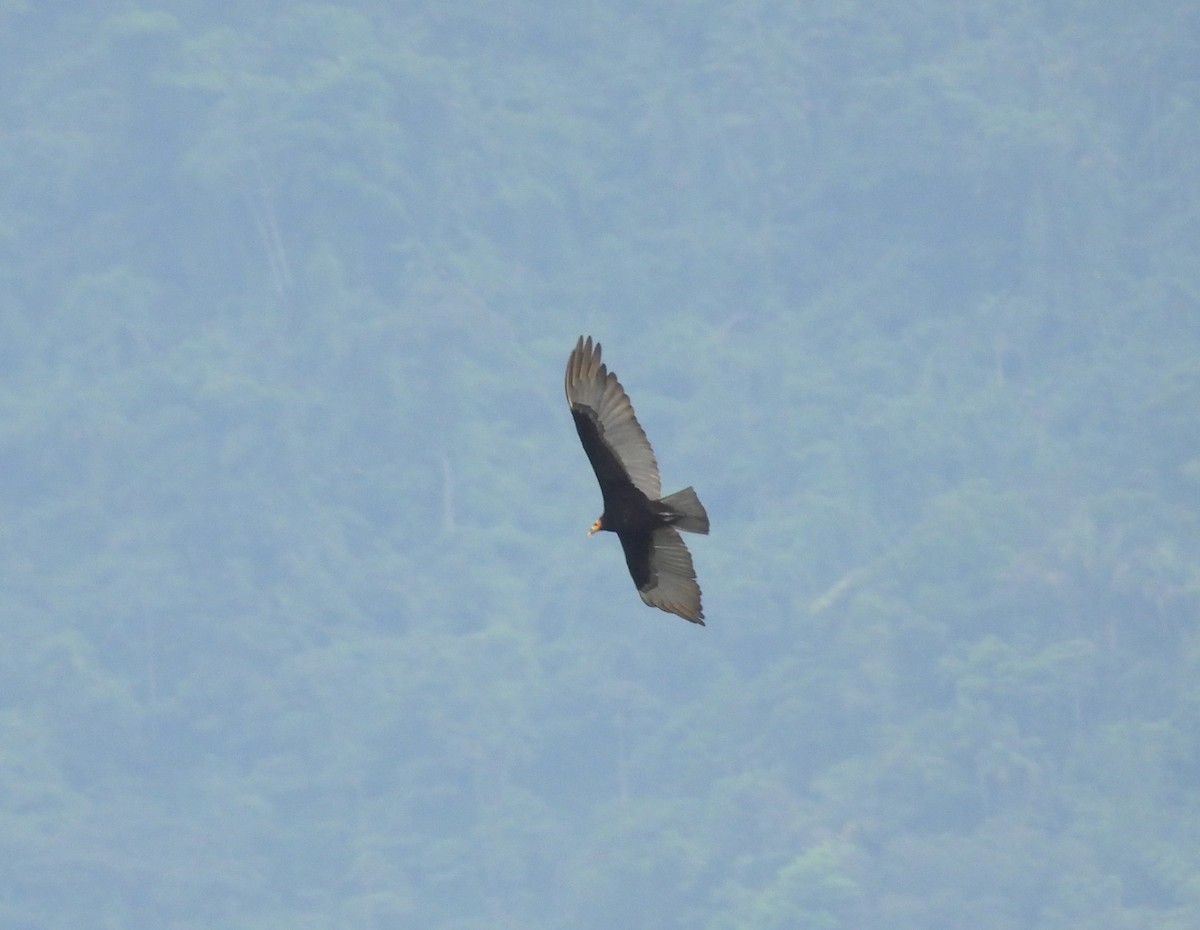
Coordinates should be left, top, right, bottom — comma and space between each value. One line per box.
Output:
1, 1, 1198, 928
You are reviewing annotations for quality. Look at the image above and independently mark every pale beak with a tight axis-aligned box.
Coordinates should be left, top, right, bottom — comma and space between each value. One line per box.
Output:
588, 518, 602, 536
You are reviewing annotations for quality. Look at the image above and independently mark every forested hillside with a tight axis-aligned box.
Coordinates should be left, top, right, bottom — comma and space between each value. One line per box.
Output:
2, 2, 1198, 928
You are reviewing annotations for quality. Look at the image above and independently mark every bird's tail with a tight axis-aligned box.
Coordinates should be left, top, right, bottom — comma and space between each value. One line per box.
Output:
660, 486, 710, 535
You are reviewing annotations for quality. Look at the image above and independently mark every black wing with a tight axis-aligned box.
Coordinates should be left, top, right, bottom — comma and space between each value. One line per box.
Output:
618, 527, 705, 625
564, 336, 661, 499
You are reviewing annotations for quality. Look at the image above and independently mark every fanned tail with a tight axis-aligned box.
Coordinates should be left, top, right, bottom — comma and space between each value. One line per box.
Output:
659, 486, 709, 535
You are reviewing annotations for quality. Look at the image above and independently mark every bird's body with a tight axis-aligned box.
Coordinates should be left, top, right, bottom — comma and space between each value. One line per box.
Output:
564, 336, 709, 624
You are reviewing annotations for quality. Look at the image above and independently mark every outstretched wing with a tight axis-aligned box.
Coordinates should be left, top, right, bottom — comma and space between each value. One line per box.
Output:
564, 336, 661, 500
618, 527, 704, 625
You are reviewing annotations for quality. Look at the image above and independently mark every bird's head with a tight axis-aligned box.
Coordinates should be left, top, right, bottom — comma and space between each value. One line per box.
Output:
588, 517, 604, 536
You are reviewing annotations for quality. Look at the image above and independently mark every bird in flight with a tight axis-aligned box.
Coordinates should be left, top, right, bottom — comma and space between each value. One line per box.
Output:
564, 336, 709, 624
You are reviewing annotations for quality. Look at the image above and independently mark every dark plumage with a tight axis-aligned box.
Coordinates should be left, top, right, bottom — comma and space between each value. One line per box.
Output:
564, 336, 709, 624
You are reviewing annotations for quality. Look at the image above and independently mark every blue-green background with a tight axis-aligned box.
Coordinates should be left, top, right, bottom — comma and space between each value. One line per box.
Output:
2, 2, 1198, 927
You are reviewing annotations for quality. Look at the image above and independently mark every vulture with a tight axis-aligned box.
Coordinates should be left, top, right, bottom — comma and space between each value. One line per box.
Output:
564, 335, 709, 624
